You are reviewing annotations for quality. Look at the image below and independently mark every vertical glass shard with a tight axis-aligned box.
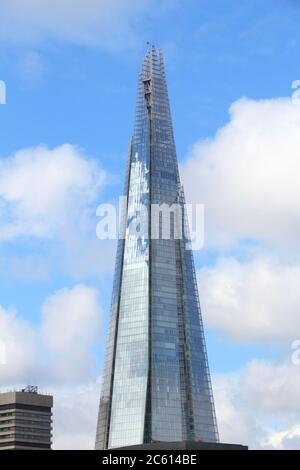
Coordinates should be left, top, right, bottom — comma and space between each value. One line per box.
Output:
95, 45, 219, 450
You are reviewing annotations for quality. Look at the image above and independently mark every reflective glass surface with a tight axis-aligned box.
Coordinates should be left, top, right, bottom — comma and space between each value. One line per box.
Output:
96, 46, 219, 449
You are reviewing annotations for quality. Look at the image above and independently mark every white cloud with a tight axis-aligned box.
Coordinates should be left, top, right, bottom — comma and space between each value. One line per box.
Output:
240, 360, 300, 415
41, 284, 102, 382
0, 0, 155, 50
42, 284, 101, 351
0, 144, 105, 240
182, 96, 300, 249
214, 371, 265, 449
0, 144, 115, 279
52, 381, 100, 450
184, 94, 300, 446
265, 426, 300, 450
0, 305, 37, 382
199, 255, 300, 342
0, 284, 102, 384
214, 359, 300, 449
0, 284, 103, 448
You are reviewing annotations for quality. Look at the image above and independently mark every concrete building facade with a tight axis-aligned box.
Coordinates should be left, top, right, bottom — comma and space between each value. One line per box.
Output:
0, 386, 53, 450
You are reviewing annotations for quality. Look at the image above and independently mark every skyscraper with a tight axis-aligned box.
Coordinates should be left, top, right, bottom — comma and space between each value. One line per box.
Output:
95, 45, 219, 450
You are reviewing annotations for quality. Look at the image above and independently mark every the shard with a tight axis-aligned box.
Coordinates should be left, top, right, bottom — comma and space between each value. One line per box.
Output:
95, 45, 219, 450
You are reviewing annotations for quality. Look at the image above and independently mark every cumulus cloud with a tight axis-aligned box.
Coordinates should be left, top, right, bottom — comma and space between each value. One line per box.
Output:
183, 94, 300, 447
213, 371, 265, 448
0, 284, 102, 385
265, 426, 300, 450
214, 359, 300, 449
42, 285, 101, 351
0, 144, 105, 240
52, 381, 100, 450
0, 305, 37, 382
182, 96, 300, 249
199, 255, 300, 342
0, 0, 156, 50
41, 284, 102, 382
0, 144, 115, 279
0, 284, 103, 448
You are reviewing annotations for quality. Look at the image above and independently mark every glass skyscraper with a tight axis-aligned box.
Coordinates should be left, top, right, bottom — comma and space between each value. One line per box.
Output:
95, 45, 219, 450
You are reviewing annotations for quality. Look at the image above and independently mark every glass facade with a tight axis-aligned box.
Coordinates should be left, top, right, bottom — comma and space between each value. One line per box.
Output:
95, 45, 219, 449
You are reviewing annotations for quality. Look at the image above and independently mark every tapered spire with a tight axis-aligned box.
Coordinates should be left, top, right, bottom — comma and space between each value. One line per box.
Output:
95, 46, 218, 450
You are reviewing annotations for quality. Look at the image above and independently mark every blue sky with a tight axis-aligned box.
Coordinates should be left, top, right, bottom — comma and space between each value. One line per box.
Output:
0, 0, 300, 450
